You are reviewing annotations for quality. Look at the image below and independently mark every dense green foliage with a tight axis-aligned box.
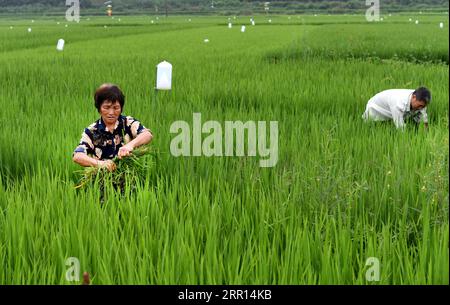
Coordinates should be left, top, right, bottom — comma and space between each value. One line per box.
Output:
0, 14, 448, 284
0, 0, 448, 15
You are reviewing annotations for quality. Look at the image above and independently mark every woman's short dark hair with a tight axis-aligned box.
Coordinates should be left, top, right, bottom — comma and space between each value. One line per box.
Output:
413, 87, 431, 105
94, 83, 125, 111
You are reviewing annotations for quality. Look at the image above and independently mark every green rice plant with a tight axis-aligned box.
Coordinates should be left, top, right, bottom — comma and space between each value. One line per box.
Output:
74, 145, 157, 191
0, 14, 447, 285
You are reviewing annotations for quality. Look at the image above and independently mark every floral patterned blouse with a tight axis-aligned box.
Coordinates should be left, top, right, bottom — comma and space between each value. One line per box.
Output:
74, 115, 149, 160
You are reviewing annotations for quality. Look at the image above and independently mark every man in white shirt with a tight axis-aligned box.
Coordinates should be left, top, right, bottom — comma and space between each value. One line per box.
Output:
362, 87, 431, 130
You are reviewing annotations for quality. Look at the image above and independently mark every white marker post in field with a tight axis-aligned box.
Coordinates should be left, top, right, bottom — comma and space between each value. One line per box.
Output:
56, 39, 65, 51
156, 61, 172, 90
154, 60, 172, 105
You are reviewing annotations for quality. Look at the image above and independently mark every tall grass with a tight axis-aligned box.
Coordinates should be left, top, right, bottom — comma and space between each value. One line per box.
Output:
0, 14, 448, 284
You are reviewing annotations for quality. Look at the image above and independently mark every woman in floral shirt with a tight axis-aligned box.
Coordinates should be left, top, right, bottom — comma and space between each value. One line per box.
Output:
73, 83, 153, 171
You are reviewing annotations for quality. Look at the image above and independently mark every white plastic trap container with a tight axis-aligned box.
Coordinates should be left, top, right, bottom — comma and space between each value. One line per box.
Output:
415, 20, 419, 24
440, 22, 444, 28
156, 61, 172, 90
56, 39, 65, 51
241, 25, 246, 32
228, 23, 232, 28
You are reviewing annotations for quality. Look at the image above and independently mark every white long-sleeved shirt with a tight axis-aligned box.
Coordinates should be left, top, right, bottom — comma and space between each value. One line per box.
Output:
362, 89, 428, 129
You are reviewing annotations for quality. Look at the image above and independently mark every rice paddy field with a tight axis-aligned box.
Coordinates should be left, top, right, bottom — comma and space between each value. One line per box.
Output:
0, 13, 448, 285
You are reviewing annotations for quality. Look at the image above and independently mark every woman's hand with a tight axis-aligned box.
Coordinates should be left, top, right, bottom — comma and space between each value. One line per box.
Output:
97, 160, 116, 171
118, 144, 134, 159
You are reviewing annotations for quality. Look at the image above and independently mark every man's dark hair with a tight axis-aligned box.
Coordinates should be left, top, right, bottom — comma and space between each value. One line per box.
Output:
94, 83, 125, 111
413, 87, 431, 105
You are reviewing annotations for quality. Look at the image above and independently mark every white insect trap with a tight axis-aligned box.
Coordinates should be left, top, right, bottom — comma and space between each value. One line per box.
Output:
56, 39, 65, 51
156, 61, 172, 90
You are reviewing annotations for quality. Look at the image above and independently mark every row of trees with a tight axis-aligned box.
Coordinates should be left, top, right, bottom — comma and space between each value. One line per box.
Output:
0, 0, 448, 13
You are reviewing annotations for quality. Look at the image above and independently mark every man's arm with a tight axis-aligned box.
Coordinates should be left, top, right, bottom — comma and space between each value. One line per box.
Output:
413, 108, 429, 130
390, 105, 406, 130
421, 108, 429, 130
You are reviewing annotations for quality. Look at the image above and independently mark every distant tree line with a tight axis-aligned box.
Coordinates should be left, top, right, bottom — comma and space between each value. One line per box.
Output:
0, 0, 448, 14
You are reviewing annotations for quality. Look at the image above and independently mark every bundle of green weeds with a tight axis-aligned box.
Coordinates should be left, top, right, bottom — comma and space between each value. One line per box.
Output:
74, 145, 156, 190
